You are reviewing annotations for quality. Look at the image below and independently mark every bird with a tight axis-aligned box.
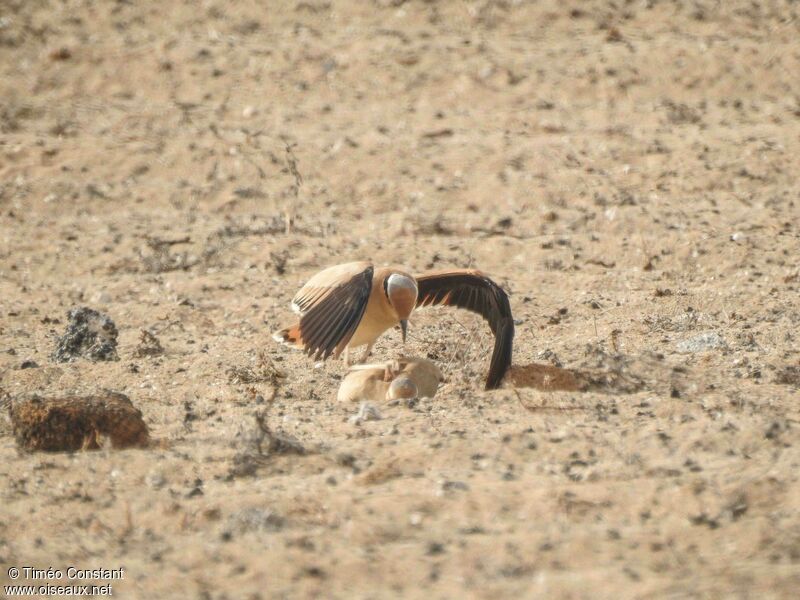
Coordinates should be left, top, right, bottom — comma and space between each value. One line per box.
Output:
272, 261, 514, 389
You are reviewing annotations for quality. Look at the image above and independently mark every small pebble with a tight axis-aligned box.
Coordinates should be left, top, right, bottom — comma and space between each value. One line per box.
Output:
146, 471, 166, 489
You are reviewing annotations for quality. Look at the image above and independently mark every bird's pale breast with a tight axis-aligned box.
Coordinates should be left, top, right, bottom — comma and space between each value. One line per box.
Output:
347, 270, 404, 347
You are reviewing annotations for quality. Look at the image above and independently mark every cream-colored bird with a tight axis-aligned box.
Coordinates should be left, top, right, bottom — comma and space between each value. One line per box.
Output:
272, 261, 514, 389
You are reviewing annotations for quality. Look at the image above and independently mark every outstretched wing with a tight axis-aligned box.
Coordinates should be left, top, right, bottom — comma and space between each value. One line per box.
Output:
415, 269, 514, 389
289, 262, 373, 360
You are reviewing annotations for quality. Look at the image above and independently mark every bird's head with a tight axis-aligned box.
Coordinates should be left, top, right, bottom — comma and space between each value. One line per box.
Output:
385, 273, 418, 342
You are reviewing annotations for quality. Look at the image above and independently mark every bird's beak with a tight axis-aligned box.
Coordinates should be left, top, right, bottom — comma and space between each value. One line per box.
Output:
400, 319, 408, 343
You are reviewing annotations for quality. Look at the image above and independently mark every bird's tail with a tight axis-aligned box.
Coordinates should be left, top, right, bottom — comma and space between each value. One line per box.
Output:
272, 324, 303, 348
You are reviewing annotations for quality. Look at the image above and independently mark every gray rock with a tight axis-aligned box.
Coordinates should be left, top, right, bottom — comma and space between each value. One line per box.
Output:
349, 402, 382, 425
227, 507, 285, 534
441, 480, 470, 492
676, 332, 728, 354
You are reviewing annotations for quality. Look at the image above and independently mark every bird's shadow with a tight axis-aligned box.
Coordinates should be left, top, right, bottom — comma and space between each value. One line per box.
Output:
506, 362, 645, 394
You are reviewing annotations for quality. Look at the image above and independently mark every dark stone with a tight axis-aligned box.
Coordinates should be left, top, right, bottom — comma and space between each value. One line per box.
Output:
51, 307, 119, 363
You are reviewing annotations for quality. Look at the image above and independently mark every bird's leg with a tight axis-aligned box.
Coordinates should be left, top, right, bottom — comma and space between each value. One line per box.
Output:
343, 347, 351, 366
359, 342, 374, 363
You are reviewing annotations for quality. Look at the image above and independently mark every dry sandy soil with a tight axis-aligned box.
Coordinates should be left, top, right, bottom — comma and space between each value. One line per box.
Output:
2, 1, 800, 598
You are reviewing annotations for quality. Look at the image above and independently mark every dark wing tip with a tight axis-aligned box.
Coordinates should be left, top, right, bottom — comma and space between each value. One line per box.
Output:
484, 318, 514, 389
483, 281, 514, 389
416, 270, 515, 389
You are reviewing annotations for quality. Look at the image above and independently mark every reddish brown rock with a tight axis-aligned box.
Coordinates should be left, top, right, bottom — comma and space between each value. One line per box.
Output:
10, 392, 149, 452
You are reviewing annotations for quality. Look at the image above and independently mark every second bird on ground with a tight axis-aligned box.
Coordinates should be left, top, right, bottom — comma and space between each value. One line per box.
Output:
272, 261, 514, 389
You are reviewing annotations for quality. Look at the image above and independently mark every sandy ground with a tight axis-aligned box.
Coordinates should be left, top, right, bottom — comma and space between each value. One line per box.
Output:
2, 1, 800, 598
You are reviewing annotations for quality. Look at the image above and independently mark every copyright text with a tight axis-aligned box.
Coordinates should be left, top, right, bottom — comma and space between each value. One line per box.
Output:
5, 566, 123, 597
